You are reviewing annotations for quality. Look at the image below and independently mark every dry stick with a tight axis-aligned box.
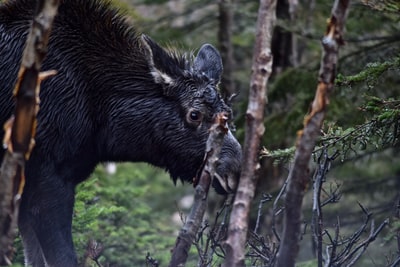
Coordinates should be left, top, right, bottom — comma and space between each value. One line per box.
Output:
275, 1, 350, 266
324, 217, 340, 267
254, 193, 273, 234
312, 149, 330, 267
345, 219, 389, 266
222, 0, 276, 266
169, 113, 229, 267
0, 0, 59, 265
271, 177, 289, 243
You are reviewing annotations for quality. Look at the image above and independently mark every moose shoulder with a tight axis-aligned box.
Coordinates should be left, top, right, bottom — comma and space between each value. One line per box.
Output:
0, 0, 242, 266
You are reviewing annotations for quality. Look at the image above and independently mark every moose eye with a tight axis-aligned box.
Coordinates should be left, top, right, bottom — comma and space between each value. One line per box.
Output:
186, 110, 203, 126
190, 111, 200, 121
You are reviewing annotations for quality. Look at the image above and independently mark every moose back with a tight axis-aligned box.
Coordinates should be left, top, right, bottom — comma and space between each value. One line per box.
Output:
0, 0, 242, 266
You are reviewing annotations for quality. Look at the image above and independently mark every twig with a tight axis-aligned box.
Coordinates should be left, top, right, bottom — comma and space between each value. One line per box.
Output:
247, 231, 272, 264
204, 200, 231, 263
271, 177, 289, 243
389, 256, 400, 267
342, 219, 389, 266
254, 193, 273, 234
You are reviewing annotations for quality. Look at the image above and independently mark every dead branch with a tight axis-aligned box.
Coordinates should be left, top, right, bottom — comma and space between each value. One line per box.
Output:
195, 200, 232, 266
254, 193, 273, 234
390, 256, 400, 267
271, 177, 289, 243
0, 0, 59, 265
324, 205, 389, 267
169, 113, 229, 267
275, 1, 350, 266
312, 148, 336, 266
247, 231, 276, 266
222, 0, 276, 265
312, 151, 326, 267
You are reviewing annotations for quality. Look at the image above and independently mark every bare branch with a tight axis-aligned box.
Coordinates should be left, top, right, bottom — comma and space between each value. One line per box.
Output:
275, 1, 350, 266
312, 149, 331, 267
389, 256, 400, 267
341, 219, 389, 266
254, 193, 273, 234
271, 177, 289, 243
222, 0, 276, 266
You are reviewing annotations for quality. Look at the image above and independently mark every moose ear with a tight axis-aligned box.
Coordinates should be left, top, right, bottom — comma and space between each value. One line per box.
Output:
141, 34, 177, 86
193, 44, 223, 82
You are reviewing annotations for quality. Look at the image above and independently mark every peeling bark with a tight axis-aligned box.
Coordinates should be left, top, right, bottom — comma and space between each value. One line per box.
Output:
222, 0, 276, 266
0, 0, 59, 264
275, 1, 350, 266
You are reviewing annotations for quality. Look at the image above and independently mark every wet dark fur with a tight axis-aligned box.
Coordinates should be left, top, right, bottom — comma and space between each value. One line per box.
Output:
0, 0, 241, 266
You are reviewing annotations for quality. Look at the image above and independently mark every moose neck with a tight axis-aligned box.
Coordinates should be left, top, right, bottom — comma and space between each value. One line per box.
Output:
98, 90, 182, 161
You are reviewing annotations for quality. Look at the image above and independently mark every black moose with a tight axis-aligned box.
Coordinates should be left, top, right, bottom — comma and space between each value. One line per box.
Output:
0, 0, 242, 266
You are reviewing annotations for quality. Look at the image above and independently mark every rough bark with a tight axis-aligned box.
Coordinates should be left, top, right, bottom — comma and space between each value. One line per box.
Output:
222, 0, 276, 266
275, 1, 350, 266
169, 113, 229, 267
0, 0, 59, 265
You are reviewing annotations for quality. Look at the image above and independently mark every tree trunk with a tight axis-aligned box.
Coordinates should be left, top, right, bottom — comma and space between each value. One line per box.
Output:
222, 0, 276, 266
218, 0, 235, 98
275, 1, 350, 266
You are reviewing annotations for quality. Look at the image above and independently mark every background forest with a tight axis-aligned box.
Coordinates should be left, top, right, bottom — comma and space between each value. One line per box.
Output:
8, 0, 400, 266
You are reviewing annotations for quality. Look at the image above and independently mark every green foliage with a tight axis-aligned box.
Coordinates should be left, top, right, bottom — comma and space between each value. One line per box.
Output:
73, 163, 185, 266
261, 146, 296, 164
336, 57, 400, 88
362, 0, 400, 12
110, 0, 141, 20
265, 52, 400, 162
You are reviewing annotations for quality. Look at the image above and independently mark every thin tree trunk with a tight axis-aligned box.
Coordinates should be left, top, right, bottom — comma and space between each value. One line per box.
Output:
0, 0, 59, 264
222, 0, 276, 266
288, 0, 299, 67
218, 0, 235, 97
275, 1, 350, 266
